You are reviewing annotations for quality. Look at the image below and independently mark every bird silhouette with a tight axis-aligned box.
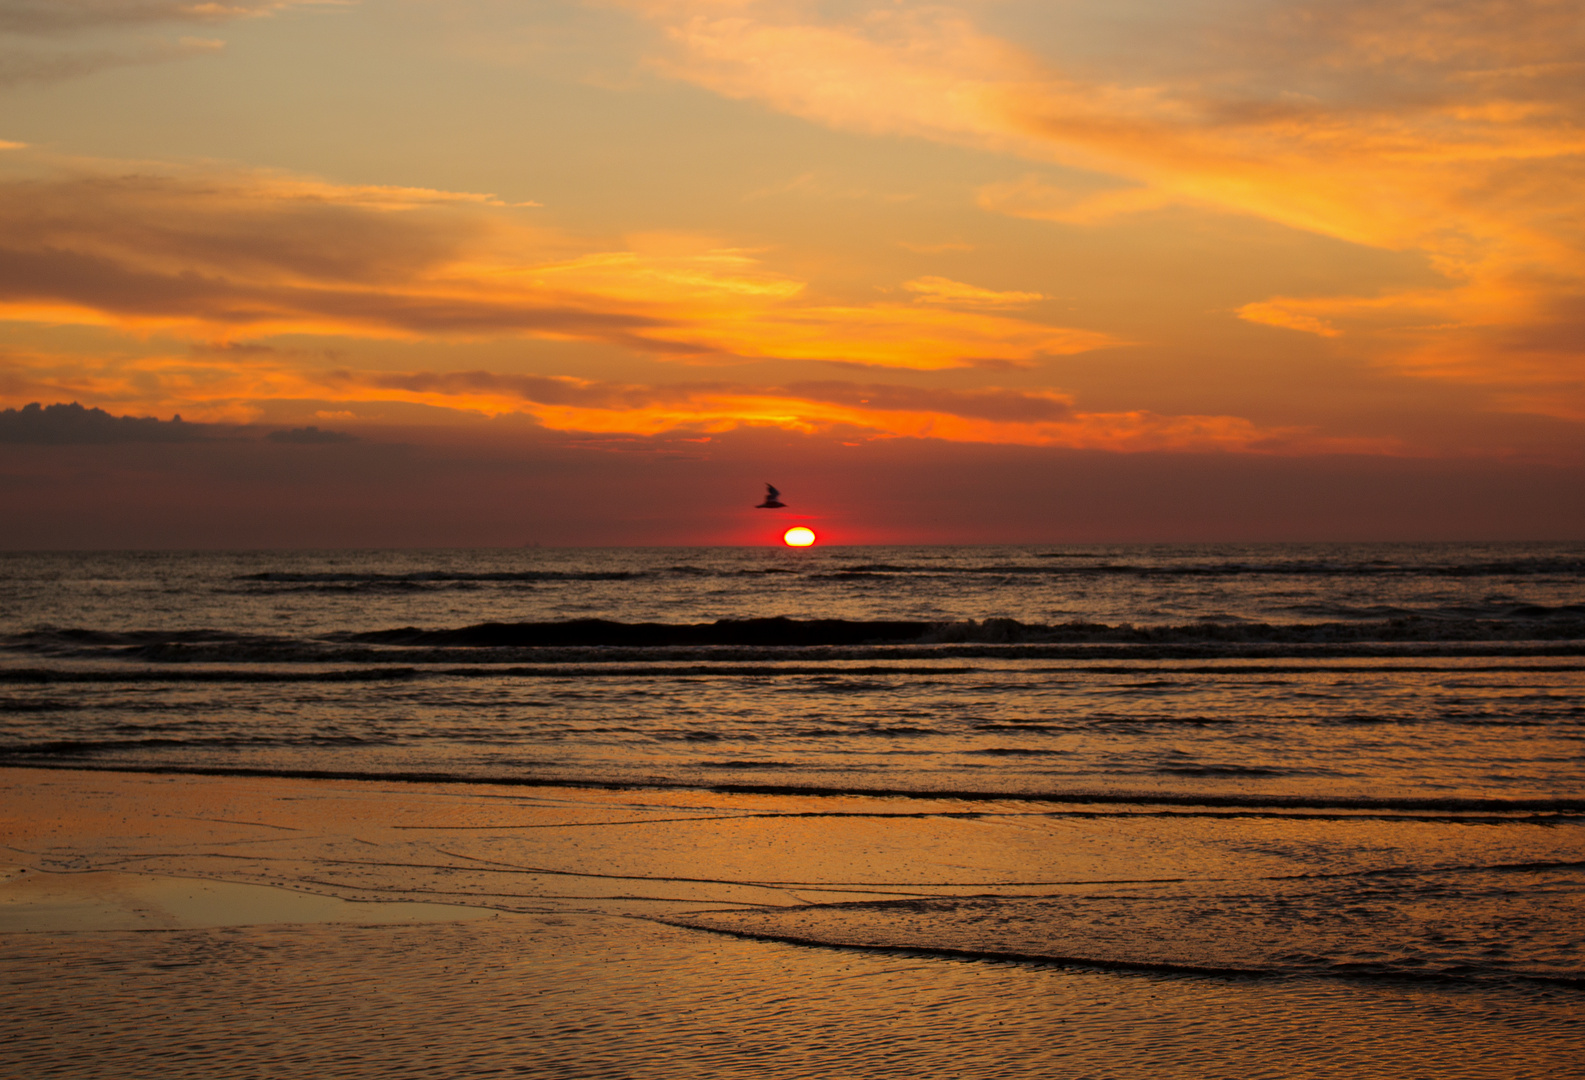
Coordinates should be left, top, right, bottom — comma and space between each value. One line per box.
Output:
756, 483, 786, 508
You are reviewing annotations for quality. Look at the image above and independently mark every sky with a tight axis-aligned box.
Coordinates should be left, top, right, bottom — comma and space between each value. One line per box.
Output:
1, 0, 1582, 547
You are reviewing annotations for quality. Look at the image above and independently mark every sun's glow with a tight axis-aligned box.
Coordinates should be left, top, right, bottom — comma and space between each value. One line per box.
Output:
783, 527, 816, 547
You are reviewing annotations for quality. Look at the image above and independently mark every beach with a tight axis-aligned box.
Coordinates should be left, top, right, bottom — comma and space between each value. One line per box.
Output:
2, 544, 1582, 1076
4, 766, 1582, 1079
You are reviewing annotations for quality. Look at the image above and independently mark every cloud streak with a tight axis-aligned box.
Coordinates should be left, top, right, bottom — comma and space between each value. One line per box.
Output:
0, 345, 1390, 454
0, 1, 329, 35
0, 35, 222, 88
620, 0, 1585, 411
0, 157, 1121, 369
0, 1, 336, 86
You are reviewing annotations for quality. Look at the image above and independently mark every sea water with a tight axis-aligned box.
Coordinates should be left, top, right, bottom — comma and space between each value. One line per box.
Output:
1, 543, 1582, 1050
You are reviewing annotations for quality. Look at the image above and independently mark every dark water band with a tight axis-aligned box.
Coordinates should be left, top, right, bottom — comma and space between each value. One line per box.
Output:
3, 760, 1581, 814
650, 917, 1585, 991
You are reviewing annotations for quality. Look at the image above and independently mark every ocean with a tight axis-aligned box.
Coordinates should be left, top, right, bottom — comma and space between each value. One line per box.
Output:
2, 543, 1582, 1077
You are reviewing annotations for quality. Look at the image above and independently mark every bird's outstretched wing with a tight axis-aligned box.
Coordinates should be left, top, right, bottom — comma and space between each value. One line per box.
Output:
756, 483, 786, 508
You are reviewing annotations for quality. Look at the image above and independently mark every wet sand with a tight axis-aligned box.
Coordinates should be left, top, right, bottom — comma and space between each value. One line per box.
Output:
2, 767, 1579, 1078
0, 867, 496, 932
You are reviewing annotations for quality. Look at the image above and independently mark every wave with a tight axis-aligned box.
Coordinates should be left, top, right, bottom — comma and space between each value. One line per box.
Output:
1282, 601, 1585, 621
0, 665, 427, 682
230, 569, 643, 593
0, 664, 994, 682
660, 890, 1585, 989
286, 610, 1585, 648
341, 612, 1585, 649
3, 760, 1581, 814
657, 856, 1585, 989
348, 617, 941, 648
655, 918, 1284, 981
665, 920, 1578, 989
6, 661, 1582, 685
276, 610, 1585, 649
830, 558, 1585, 578
4, 734, 376, 755
238, 570, 642, 582
5, 614, 1585, 665
1024, 557, 1585, 578
207, 556, 1585, 592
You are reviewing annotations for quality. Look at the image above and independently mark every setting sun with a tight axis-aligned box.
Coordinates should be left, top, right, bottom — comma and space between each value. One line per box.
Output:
783, 527, 816, 547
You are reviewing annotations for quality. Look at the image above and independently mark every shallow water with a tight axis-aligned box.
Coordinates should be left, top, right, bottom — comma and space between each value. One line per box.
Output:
5, 915, 1581, 1080
3, 545, 1583, 809
5, 769, 1581, 993
4, 542, 1584, 637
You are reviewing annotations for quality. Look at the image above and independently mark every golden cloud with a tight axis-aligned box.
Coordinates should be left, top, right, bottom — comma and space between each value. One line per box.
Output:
0, 344, 1392, 454
0, 156, 1118, 370
976, 176, 1182, 226
1236, 302, 1343, 338
903, 276, 1045, 308
622, 0, 1585, 410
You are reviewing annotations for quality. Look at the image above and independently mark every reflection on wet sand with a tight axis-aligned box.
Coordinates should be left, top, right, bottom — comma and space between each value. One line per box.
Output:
0, 868, 493, 932
6, 913, 1579, 1080
2, 767, 1581, 1077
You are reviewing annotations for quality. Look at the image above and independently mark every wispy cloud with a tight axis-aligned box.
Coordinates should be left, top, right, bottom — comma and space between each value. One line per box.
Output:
0, 155, 1120, 369
977, 176, 1182, 226
618, 0, 1585, 412
0, 34, 221, 88
0, 1, 332, 35
0, 0, 338, 86
0, 343, 1391, 454
904, 276, 1044, 309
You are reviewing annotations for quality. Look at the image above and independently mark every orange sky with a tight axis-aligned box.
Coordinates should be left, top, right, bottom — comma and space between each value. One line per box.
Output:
1, 0, 1582, 545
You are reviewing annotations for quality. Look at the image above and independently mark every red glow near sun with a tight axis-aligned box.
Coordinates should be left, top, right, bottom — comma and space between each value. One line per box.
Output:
783, 527, 816, 547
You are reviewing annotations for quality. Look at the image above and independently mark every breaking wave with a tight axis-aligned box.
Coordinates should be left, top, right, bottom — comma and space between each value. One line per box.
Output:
6, 613, 1583, 666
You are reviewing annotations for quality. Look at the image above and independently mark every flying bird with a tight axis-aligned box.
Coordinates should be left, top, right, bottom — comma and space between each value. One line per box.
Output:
756, 483, 786, 508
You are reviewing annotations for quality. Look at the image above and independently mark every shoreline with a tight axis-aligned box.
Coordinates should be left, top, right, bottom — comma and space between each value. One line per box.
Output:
4, 766, 1582, 1078
3, 760, 1579, 814
12, 911, 1577, 1080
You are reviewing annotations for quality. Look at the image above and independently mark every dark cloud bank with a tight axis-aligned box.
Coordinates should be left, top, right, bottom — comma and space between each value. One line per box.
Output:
0, 401, 208, 443
0, 402, 355, 446
267, 426, 357, 445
